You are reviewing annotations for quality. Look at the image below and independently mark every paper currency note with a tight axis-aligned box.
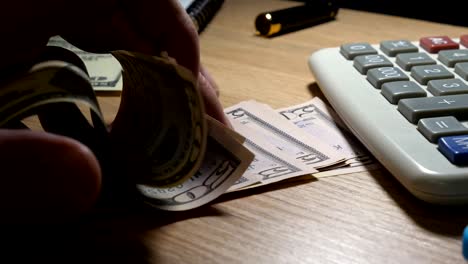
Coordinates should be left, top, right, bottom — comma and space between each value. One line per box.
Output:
227, 119, 317, 191
277, 97, 380, 176
277, 98, 363, 158
225, 100, 345, 170
138, 116, 254, 211
47, 36, 122, 91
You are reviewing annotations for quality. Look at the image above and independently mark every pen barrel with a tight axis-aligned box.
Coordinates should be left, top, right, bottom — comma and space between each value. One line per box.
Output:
255, 1, 339, 36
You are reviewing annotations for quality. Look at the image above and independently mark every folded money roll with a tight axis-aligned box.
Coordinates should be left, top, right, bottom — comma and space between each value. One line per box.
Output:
110, 51, 253, 211
0, 46, 253, 211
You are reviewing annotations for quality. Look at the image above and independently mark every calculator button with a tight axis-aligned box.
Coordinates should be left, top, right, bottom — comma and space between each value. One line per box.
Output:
460, 35, 468, 48
381, 81, 426, 104
420, 36, 459, 53
418, 116, 468, 143
353, 54, 393, 74
366, 67, 409, 89
340, 43, 377, 60
398, 94, 468, 124
427, 78, 468, 96
380, 40, 418, 57
455, 62, 468, 80
438, 135, 468, 165
395, 52, 436, 71
438, 49, 468, 67
411, 64, 454, 85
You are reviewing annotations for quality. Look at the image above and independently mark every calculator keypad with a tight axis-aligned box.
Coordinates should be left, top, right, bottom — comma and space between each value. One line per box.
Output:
340, 35, 468, 165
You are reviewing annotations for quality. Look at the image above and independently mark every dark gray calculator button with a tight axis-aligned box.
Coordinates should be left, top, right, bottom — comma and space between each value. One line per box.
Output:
340, 43, 377, 60
418, 116, 468, 143
398, 94, 468, 124
380, 40, 418, 57
381, 81, 426, 104
427, 78, 468, 96
455, 62, 468, 80
367, 67, 409, 89
411, 64, 454, 85
353, 54, 393, 74
438, 49, 468, 67
395, 52, 436, 71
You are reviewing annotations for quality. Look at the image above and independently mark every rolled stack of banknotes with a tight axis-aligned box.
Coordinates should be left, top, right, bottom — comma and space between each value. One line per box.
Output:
0, 37, 380, 212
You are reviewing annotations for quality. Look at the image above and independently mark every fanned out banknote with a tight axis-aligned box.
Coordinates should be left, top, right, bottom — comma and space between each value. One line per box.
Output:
225, 100, 346, 170
276, 98, 380, 177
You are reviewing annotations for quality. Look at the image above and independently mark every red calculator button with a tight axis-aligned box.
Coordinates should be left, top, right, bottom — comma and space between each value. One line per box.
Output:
420, 36, 459, 53
460, 35, 468, 48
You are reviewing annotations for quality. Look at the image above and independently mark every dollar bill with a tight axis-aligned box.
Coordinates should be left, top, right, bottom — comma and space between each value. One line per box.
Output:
227, 119, 317, 191
47, 36, 122, 91
277, 98, 363, 158
225, 100, 345, 170
277, 97, 380, 176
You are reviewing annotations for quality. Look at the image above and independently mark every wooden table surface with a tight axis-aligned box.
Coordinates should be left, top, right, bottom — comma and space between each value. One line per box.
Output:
84, 0, 468, 263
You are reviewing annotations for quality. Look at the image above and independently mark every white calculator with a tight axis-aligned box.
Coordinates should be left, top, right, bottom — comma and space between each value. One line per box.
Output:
308, 35, 468, 204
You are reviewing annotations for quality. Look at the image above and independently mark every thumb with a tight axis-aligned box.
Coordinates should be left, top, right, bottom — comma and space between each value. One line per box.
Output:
0, 130, 102, 224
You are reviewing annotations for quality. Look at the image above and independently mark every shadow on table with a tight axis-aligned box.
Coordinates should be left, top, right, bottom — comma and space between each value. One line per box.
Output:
370, 167, 468, 238
0, 175, 316, 263
307, 81, 468, 238
0, 204, 225, 264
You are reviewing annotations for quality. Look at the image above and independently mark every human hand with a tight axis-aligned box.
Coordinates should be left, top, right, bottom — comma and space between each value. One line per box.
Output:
0, 0, 228, 223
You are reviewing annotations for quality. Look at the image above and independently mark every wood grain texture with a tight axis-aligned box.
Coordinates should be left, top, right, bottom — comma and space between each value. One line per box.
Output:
86, 0, 468, 263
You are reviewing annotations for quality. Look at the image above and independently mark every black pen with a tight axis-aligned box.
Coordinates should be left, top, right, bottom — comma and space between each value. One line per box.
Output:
255, 0, 339, 37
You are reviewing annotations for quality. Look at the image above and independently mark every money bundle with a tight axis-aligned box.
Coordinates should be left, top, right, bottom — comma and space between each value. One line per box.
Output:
10, 37, 380, 211
0, 46, 255, 211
